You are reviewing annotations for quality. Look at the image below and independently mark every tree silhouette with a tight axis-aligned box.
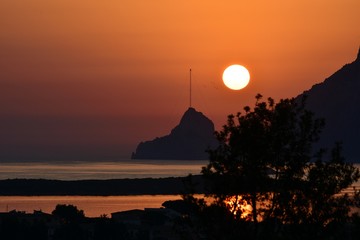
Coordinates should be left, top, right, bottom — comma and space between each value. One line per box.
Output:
185, 94, 360, 239
52, 204, 85, 223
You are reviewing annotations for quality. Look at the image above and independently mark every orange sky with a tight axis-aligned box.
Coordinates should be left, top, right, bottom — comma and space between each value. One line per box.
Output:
1, 0, 359, 159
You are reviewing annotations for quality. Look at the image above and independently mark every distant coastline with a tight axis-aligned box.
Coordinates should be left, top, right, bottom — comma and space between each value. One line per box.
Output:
0, 176, 205, 196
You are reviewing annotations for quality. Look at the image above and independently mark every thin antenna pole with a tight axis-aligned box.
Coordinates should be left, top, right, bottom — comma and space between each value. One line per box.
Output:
189, 68, 192, 108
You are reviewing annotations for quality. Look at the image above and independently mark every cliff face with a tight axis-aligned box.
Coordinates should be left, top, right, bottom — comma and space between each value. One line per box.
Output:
298, 48, 360, 162
132, 107, 217, 160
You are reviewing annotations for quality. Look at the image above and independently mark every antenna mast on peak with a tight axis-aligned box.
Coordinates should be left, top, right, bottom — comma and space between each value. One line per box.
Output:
189, 68, 192, 108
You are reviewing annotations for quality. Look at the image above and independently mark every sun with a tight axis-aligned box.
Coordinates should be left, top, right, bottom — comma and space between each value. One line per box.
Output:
222, 64, 250, 90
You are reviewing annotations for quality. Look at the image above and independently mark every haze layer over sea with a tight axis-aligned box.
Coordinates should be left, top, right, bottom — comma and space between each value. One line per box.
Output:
0, 159, 208, 180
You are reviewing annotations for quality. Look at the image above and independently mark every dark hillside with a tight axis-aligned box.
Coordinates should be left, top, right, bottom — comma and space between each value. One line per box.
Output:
297, 48, 360, 162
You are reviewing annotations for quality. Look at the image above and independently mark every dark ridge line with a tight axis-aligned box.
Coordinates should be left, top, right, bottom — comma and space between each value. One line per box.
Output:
0, 175, 206, 196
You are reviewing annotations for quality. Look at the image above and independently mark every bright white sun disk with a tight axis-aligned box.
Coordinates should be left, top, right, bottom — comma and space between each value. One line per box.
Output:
222, 65, 250, 90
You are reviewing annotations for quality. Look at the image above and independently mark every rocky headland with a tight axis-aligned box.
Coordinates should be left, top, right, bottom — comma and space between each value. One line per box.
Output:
132, 107, 217, 160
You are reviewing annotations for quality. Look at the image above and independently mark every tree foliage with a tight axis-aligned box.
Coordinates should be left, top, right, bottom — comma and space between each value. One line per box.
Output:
182, 94, 360, 239
52, 204, 85, 223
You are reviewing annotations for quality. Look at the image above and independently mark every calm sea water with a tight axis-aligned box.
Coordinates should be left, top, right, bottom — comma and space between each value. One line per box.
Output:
0, 195, 184, 217
0, 160, 358, 217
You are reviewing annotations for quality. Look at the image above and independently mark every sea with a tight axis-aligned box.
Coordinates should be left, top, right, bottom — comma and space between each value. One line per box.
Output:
0, 159, 359, 217
0, 159, 208, 217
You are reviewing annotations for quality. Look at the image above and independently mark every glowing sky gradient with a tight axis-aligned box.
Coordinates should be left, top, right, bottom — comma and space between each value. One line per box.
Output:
1, 0, 359, 160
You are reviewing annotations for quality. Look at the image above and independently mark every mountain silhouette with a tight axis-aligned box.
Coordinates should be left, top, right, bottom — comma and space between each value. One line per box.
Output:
298, 47, 360, 162
132, 107, 217, 160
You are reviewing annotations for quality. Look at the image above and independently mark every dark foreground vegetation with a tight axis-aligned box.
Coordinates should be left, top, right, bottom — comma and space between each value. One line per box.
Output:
1, 200, 360, 240
0, 204, 182, 240
172, 95, 360, 239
